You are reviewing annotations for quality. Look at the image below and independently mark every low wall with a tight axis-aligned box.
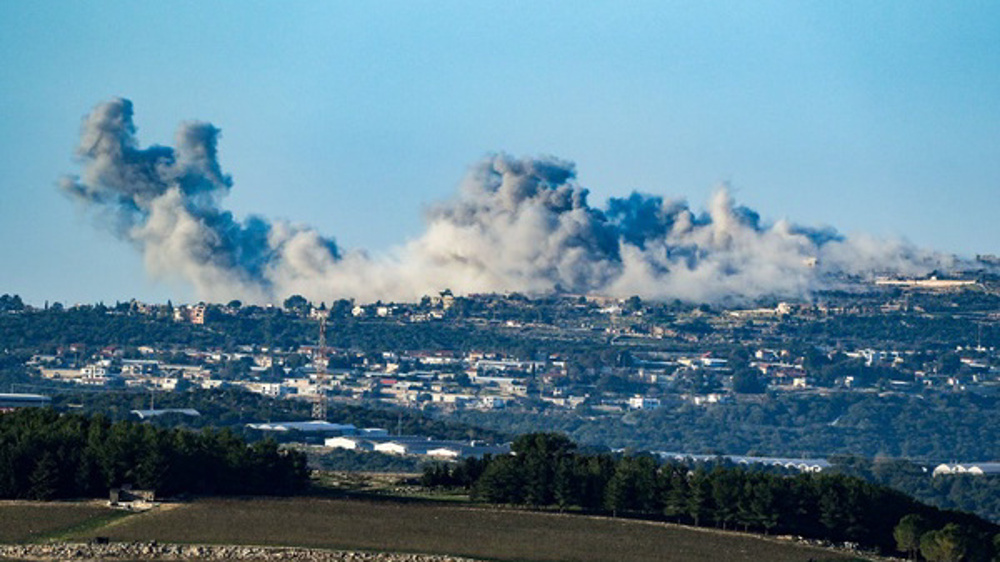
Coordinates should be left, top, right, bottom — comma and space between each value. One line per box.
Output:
0, 542, 480, 561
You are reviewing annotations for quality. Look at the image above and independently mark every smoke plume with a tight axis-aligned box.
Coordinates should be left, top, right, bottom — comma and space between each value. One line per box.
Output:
61, 99, 959, 304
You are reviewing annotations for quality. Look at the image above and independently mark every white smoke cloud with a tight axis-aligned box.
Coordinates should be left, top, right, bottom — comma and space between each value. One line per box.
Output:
61, 99, 961, 304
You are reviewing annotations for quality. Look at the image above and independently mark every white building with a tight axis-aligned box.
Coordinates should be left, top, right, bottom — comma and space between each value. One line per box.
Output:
932, 463, 1000, 477
0, 393, 51, 409
628, 396, 661, 410
248, 421, 356, 433
479, 396, 507, 410
325, 436, 375, 451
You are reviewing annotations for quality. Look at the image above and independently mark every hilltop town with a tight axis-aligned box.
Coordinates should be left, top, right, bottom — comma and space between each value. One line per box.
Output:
5, 271, 998, 419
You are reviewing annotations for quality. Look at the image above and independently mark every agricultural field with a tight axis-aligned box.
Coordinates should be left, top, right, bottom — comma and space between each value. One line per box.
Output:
0, 501, 120, 543
69, 497, 864, 562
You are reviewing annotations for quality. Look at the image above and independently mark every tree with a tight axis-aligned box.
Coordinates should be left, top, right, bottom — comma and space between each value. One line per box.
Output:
624, 295, 643, 313
894, 514, 928, 560
473, 456, 524, 504
512, 433, 576, 506
711, 468, 742, 529
747, 476, 780, 534
330, 299, 354, 318
28, 452, 59, 500
604, 464, 630, 516
421, 462, 453, 488
660, 466, 689, 521
920, 524, 968, 562
0, 294, 25, 312
732, 368, 767, 394
935, 352, 962, 375
579, 455, 615, 510
284, 353, 309, 370
553, 456, 582, 511
687, 470, 713, 527
283, 295, 309, 313
605, 456, 658, 516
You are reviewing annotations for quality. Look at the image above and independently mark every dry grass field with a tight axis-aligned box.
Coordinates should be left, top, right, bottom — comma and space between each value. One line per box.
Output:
70, 497, 865, 562
0, 501, 120, 543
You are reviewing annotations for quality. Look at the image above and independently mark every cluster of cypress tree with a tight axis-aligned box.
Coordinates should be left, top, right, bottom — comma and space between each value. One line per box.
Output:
0, 408, 309, 499
423, 433, 1000, 558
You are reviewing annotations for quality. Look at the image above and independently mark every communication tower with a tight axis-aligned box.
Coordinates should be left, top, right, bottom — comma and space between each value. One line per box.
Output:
311, 316, 328, 420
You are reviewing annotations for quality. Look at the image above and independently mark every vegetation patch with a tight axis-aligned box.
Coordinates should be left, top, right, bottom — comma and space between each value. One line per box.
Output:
0, 501, 118, 543
68, 497, 859, 562
422, 433, 1000, 559
0, 408, 309, 500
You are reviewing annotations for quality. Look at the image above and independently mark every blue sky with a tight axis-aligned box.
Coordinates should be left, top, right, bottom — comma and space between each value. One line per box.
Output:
1, 1, 998, 305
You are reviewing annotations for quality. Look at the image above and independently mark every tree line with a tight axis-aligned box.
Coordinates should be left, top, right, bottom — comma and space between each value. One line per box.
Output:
453, 392, 1000, 462
422, 433, 1000, 559
0, 408, 309, 500
832, 455, 1000, 525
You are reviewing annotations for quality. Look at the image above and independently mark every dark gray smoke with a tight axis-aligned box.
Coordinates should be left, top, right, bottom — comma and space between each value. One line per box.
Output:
61, 99, 958, 304
61, 98, 341, 302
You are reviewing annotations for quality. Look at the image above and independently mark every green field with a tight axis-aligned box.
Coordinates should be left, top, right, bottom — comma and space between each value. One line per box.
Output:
65, 497, 863, 562
0, 501, 120, 543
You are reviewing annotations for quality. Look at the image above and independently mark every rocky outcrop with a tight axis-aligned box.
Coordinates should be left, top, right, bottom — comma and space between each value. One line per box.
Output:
0, 542, 481, 561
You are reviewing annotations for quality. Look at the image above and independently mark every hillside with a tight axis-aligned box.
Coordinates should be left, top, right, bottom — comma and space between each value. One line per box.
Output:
0, 498, 865, 562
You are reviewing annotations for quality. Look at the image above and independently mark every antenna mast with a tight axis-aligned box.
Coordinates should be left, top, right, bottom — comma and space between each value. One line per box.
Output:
311, 316, 328, 420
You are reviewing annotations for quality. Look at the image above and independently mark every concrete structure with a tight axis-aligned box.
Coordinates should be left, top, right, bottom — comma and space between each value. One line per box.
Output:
628, 396, 661, 410
373, 440, 442, 456
479, 396, 507, 409
875, 277, 977, 290
131, 408, 201, 420
109, 485, 156, 510
0, 393, 51, 410
247, 421, 356, 433
325, 436, 376, 451
325, 434, 510, 459
932, 463, 1000, 477
655, 451, 830, 473
373, 438, 510, 458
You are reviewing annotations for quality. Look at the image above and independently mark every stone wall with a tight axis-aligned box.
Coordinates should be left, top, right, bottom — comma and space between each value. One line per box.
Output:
0, 542, 480, 561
